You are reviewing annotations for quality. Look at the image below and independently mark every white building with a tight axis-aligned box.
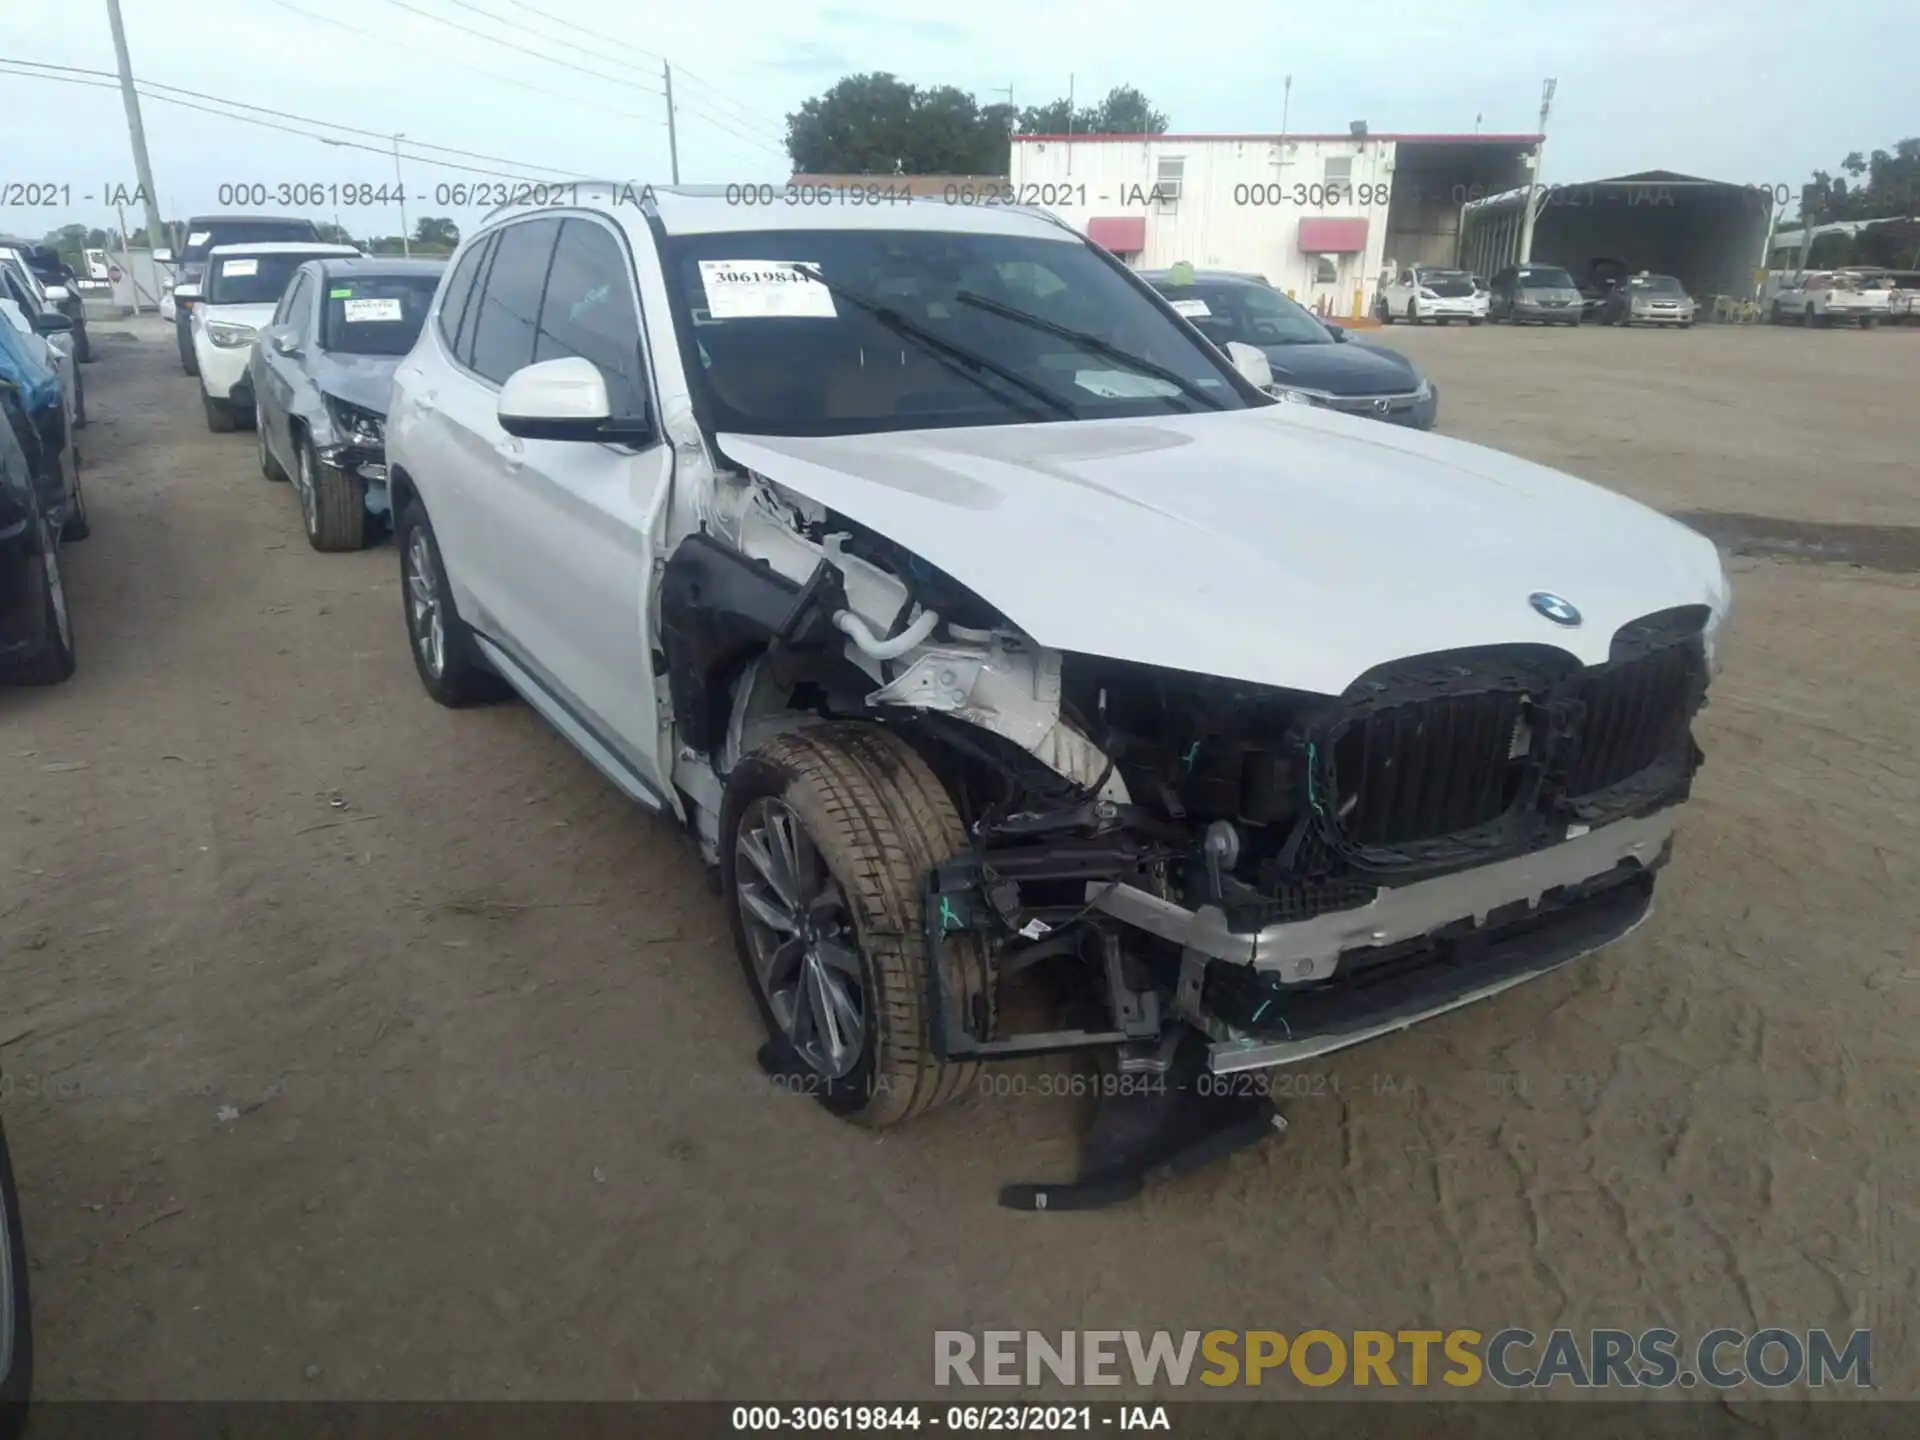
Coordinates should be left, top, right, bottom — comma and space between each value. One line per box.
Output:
1010, 129, 1540, 316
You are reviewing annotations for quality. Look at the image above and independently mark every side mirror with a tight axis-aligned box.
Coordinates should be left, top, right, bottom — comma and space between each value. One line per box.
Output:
1323, 321, 1348, 341
32, 310, 74, 335
153, 248, 175, 263
265, 325, 301, 358
1224, 340, 1273, 391
498, 356, 618, 441
43, 285, 71, 303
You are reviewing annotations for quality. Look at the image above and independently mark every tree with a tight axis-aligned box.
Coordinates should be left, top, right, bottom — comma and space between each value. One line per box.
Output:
1795, 137, 1920, 225
787, 74, 1165, 173
412, 215, 460, 249
1017, 85, 1169, 137
314, 222, 354, 246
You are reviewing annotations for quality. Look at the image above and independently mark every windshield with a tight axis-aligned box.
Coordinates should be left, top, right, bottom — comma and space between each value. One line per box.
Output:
660, 227, 1254, 437
1516, 266, 1576, 290
208, 253, 327, 305
1417, 270, 1478, 297
319, 273, 440, 355
1626, 275, 1684, 294
1151, 279, 1330, 347
183, 220, 323, 264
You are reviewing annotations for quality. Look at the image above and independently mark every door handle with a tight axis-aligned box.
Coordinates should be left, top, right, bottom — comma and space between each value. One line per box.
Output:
493, 436, 524, 469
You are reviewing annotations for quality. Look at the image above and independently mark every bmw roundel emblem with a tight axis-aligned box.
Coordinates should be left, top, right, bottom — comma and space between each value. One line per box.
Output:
1529, 591, 1582, 627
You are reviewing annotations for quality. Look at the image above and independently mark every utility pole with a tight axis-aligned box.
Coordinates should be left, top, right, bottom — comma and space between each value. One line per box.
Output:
1281, 74, 1292, 140
664, 63, 680, 184
1515, 77, 1555, 265
392, 135, 411, 256
104, 0, 168, 261
1065, 72, 1074, 177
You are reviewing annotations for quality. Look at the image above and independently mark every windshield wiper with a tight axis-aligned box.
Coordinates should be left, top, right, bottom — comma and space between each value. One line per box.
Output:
787, 264, 1075, 421
953, 290, 1227, 411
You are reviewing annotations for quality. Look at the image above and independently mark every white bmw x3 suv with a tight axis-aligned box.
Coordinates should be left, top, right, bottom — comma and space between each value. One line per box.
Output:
385, 185, 1729, 1200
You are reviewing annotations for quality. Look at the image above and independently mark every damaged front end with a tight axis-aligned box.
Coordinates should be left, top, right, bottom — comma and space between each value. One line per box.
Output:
314, 396, 393, 522
664, 467, 1710, 1203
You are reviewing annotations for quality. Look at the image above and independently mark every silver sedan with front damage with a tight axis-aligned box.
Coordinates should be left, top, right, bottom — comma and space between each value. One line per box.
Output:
249, 256, 444, 551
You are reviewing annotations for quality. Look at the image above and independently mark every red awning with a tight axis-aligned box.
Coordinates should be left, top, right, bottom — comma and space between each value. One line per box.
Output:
1087, 216, 1147, 253
1298, 217, 1369, 253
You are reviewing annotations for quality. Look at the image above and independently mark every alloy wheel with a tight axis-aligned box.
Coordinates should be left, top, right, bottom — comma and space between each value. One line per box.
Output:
404, 528, 445, 678
733, 796, 865, 1079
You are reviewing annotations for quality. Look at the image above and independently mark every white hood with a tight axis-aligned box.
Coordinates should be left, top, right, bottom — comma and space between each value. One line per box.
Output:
716, 405, 1728, 697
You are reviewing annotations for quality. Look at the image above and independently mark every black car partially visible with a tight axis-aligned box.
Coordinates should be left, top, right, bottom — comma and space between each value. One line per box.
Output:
0, 241, 89, 363
1142, 268, 1439, 428
0, 380, 75, 685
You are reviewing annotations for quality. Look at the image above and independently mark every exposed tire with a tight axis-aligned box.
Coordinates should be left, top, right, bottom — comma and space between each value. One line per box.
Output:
298, 441, 367, 553
176, 319, 197, 377
1859, 315, 1876, 330
201, 389, 235, 433
1804, 305, 1818, 328
721, 724, 993, 1128
73, 327, 92, 364
256, 407, 288, 482
1406, 298, 1420, 325
395, 500, 508, 707
0, 1117, 32, 1437
1770, 300, 1784, 324
7, 515, 76, 687
1468, 317, 1484, 326
71, 376, 85, 430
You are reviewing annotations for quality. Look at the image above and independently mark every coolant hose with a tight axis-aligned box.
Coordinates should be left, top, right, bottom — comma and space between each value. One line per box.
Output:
834, 607, 940, 660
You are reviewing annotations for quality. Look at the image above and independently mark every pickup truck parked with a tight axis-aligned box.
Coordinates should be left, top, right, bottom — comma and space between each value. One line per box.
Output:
1765, 270, 1891, 328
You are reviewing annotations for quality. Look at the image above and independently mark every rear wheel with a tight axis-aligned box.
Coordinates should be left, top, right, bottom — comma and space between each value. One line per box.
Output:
396, 501, 508, 707
297, 441, 367, 553
721, 724, 994, 1128
1859, 315, 1876, 329
7, 514, 75, 686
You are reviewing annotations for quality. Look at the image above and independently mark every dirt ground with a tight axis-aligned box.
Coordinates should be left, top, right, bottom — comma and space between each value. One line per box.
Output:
2, 317, 1915, 1401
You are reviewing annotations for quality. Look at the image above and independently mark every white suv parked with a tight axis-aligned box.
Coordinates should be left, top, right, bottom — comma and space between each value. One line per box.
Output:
1377, 265, 1488, 325
387, 186, 1729, 1199
193, 242, 359, 430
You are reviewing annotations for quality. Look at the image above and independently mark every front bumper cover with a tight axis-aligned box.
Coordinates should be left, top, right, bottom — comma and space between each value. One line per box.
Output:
1088, 809, 1676, 982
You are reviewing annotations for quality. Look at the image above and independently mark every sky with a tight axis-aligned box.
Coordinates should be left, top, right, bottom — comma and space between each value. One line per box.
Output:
0, 0, 1913, 241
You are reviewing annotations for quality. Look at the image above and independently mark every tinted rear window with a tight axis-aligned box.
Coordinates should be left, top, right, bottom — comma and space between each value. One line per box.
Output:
183, 220, 323, 262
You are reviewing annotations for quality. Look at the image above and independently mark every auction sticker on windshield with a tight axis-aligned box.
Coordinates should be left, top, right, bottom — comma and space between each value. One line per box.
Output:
343, 298, 405, 323
223, 259, 258, 277
1169, 298, 1212, 317
698, 260, 836, 319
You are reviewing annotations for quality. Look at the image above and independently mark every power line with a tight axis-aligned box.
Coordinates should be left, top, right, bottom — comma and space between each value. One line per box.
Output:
376, 0, 787, 168
4, 58, 585, 177
255, 0, 663, 127
379, 0, 663, 98
0, 63, 556, 183
491, 0, 789, 137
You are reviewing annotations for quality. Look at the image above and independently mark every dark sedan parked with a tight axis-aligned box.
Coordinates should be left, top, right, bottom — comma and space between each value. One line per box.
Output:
0, 381, 77, 684
0, 240, 90, 364
1141, 269, 1438, 428
248, 256, 444, 551
1487, 264, 1584, 325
